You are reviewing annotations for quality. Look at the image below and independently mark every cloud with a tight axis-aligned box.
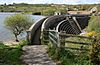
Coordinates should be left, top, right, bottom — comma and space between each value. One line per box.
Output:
12, 0, 34, 4
65, 0, 80, 3
32, 0, 82, 4
0, 0, 100, 4
80, 0, 100, 4
32, 0, 81, 4
33, 0, 46, 4
32, 0, 64, 4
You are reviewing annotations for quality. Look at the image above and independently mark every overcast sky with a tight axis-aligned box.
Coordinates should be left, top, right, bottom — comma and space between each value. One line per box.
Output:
0, 0, 100, 4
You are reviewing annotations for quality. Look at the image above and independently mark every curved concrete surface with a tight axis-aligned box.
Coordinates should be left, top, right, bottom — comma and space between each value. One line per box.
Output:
56, 20, 67, 32
41, 15, 66, 31
56, 19, 81, 34
29, 15, 90, 45
71, 15, 90, 29
30, 17, 48, 44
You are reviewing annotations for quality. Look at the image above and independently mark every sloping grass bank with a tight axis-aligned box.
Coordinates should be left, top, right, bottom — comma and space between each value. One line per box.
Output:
0, 40, 27, 65
47, 44, 91, 65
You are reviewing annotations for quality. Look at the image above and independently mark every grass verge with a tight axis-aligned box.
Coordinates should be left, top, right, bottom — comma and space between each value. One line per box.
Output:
47, 43, 92, 65
0, 40, 28, 65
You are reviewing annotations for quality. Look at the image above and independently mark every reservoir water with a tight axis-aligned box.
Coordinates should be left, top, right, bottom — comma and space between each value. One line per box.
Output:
0, 12, 44, 42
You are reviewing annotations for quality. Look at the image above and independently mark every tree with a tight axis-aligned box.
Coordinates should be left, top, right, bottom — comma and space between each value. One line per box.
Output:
4, 14, 33, 42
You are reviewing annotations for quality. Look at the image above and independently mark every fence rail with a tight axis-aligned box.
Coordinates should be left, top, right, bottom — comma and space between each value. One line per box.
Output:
64, 41, 91, 45
65, 47, 89, 51
42, 30, 97, 52
41, 30, 100, 65
59, 34, 96, 40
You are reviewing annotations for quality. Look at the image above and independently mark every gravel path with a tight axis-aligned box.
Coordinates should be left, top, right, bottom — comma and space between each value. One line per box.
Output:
21, 45, 56, 65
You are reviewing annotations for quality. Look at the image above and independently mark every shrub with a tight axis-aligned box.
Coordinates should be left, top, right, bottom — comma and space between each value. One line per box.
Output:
4, 14, 33, 41
0, 43, 22, 65
85, 31, 96, 37
89, 40, 100, 65
48, 43, 75, 65
0, 40, 28, 65
86, 16, 100, 33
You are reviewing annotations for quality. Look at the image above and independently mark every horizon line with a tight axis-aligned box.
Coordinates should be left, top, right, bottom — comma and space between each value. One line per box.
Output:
0, 2, 100, 5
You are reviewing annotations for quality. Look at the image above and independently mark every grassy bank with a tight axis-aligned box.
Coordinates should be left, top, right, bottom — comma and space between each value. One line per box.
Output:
0, 40, 27, 65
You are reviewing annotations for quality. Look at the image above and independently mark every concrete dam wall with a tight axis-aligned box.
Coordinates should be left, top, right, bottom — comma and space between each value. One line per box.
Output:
27, 15, 90, 45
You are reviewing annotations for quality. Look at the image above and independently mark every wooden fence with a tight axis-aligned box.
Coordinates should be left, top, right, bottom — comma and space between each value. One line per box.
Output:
41, 30, 100, 65
42, 30, 97, 52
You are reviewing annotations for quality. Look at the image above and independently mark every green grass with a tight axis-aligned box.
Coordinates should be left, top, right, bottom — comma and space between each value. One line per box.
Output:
47, 42, 92, 65
48, 47, 92, 65
0, 43, 21, 65
0, 40, 28, 65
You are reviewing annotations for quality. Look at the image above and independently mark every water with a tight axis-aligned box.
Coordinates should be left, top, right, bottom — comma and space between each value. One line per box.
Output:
0, 12, 44, 42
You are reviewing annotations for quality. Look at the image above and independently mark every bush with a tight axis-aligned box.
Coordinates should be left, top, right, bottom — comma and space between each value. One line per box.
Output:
47, 42, 92, 65
16, 40, 28, 49
86, 18, 100, 65
0, 43, 22, 65
0, 40, 28, 65
4, 14, 33, 41
42, 9, 55, 16
89, 41, 100, 65
86, 16, 100, 33
85, 31, 96, 37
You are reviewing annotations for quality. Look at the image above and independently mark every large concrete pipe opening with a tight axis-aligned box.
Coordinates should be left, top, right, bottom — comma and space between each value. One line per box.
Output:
28, 15, 90, 45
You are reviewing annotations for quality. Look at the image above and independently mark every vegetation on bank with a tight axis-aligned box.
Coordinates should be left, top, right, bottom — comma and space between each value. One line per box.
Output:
86, 16, 100, 65
48, 45, 92, 65
0, 3, 67, 15
48, 40, 100, 65
86, 16, 100, 33
0, 12, 33, 65
4, 14, 33, 42
0, 40, 28, 65
0, 3, 100, 15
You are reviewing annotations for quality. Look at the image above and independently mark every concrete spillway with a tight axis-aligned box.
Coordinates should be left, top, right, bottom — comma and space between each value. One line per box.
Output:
27, 15, 90, 45
28, 17, 48, 44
